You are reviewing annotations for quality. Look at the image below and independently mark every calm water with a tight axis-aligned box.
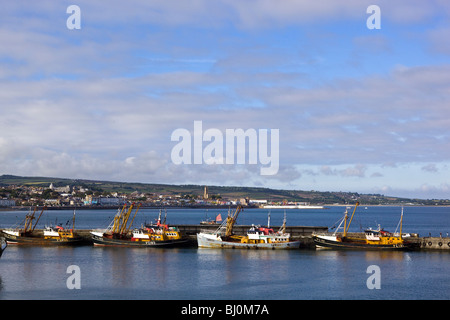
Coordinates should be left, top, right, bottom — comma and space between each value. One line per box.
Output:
0, 206, 449, 300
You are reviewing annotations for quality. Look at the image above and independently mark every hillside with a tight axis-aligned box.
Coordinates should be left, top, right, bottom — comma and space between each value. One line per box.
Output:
0, 174, 449, 206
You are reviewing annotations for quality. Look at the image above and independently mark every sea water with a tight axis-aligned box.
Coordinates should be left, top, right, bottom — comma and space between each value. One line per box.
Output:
0, 206, 449, 300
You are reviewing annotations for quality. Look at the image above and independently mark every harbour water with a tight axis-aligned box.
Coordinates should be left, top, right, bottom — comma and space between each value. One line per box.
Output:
0, 206, 449, 300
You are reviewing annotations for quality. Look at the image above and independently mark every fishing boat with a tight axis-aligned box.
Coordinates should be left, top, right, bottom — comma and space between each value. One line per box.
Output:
200, 212, 222, 225
197, 206, 301, 249
312, 203, 418, 250
90, 204, 188, 247
1, 207, 83, 245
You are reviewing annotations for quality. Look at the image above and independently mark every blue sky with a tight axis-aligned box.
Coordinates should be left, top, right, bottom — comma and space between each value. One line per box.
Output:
1, 1, 450, 199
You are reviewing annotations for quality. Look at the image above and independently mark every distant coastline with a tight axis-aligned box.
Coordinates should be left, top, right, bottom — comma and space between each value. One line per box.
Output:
2, 203, 450, 212
0, 204, 255, 211
1, 174, 450, 208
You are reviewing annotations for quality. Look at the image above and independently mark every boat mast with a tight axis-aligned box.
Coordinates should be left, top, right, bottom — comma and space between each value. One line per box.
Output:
31, 206, 47, 233
225, 205, 242, 237
399, 207, 403, 239
394, 206, 404, 237
157, 209, 162, 224
343, 207, 348, 237
343, 202, 359, 237
119, 203, 137, 234
279, 210, 287, 234
24, 206, 37, 232
332, 213, 346, 236
112, 205, 127, 234
111, 203, 140, 235
124, 203, 141, 234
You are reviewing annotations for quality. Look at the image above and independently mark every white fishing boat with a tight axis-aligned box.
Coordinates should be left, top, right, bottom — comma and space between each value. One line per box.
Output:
197, 206, 301, 249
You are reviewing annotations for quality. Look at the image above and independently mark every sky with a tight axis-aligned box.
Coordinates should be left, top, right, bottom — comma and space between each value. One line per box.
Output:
1, 0, 450, 199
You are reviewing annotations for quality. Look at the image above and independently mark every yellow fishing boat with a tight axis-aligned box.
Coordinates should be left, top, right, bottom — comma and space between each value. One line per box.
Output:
90, 204, 188, 247
2, 207, 83, 245
312, 203, 418, 250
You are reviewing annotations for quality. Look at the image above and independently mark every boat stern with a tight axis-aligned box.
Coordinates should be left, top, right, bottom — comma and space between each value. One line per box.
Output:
196, 232, 222, 248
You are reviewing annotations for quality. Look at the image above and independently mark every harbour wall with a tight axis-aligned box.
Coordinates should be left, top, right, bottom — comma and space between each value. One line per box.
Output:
177, 224, 328, 237
419, 237, 450, 250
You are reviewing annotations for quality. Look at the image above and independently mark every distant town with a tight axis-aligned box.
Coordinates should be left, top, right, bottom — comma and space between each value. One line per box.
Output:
0, 183, 293, 209
1, 175, 449, 209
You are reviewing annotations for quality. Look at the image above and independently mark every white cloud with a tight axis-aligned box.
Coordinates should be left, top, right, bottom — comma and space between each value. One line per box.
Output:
421, 164, 438, 173
1, 63, 450, 195
1, 1, 450, 199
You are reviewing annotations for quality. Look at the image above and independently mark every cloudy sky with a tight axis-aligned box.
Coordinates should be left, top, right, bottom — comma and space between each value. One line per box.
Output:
1, 1, 450, 199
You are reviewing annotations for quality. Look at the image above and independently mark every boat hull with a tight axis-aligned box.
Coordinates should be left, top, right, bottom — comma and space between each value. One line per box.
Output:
197, 233, 300, 249
2, 232, 84, 246
312, 234, 409, 250
91, 233, 189, 247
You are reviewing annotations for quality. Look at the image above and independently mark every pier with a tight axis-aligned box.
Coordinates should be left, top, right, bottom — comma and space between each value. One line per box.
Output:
175, 224, 328, 237
419, 237, 450, 250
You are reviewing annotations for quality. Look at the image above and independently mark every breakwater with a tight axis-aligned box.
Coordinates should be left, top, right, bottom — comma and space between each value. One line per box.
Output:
419, 236, 450, 250
176, 224, 328, 237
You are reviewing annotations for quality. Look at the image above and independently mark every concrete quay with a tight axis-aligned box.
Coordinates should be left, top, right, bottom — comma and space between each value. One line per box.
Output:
176, 224, 328, 237
419, 237, 450, 250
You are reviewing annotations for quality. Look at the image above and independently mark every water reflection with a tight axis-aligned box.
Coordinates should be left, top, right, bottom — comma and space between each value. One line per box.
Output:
88, 246, 195, 296
1, 244, 449, 299
315, 248, 409, 261
0, 245, 82, 296
195, 248, 298, 297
